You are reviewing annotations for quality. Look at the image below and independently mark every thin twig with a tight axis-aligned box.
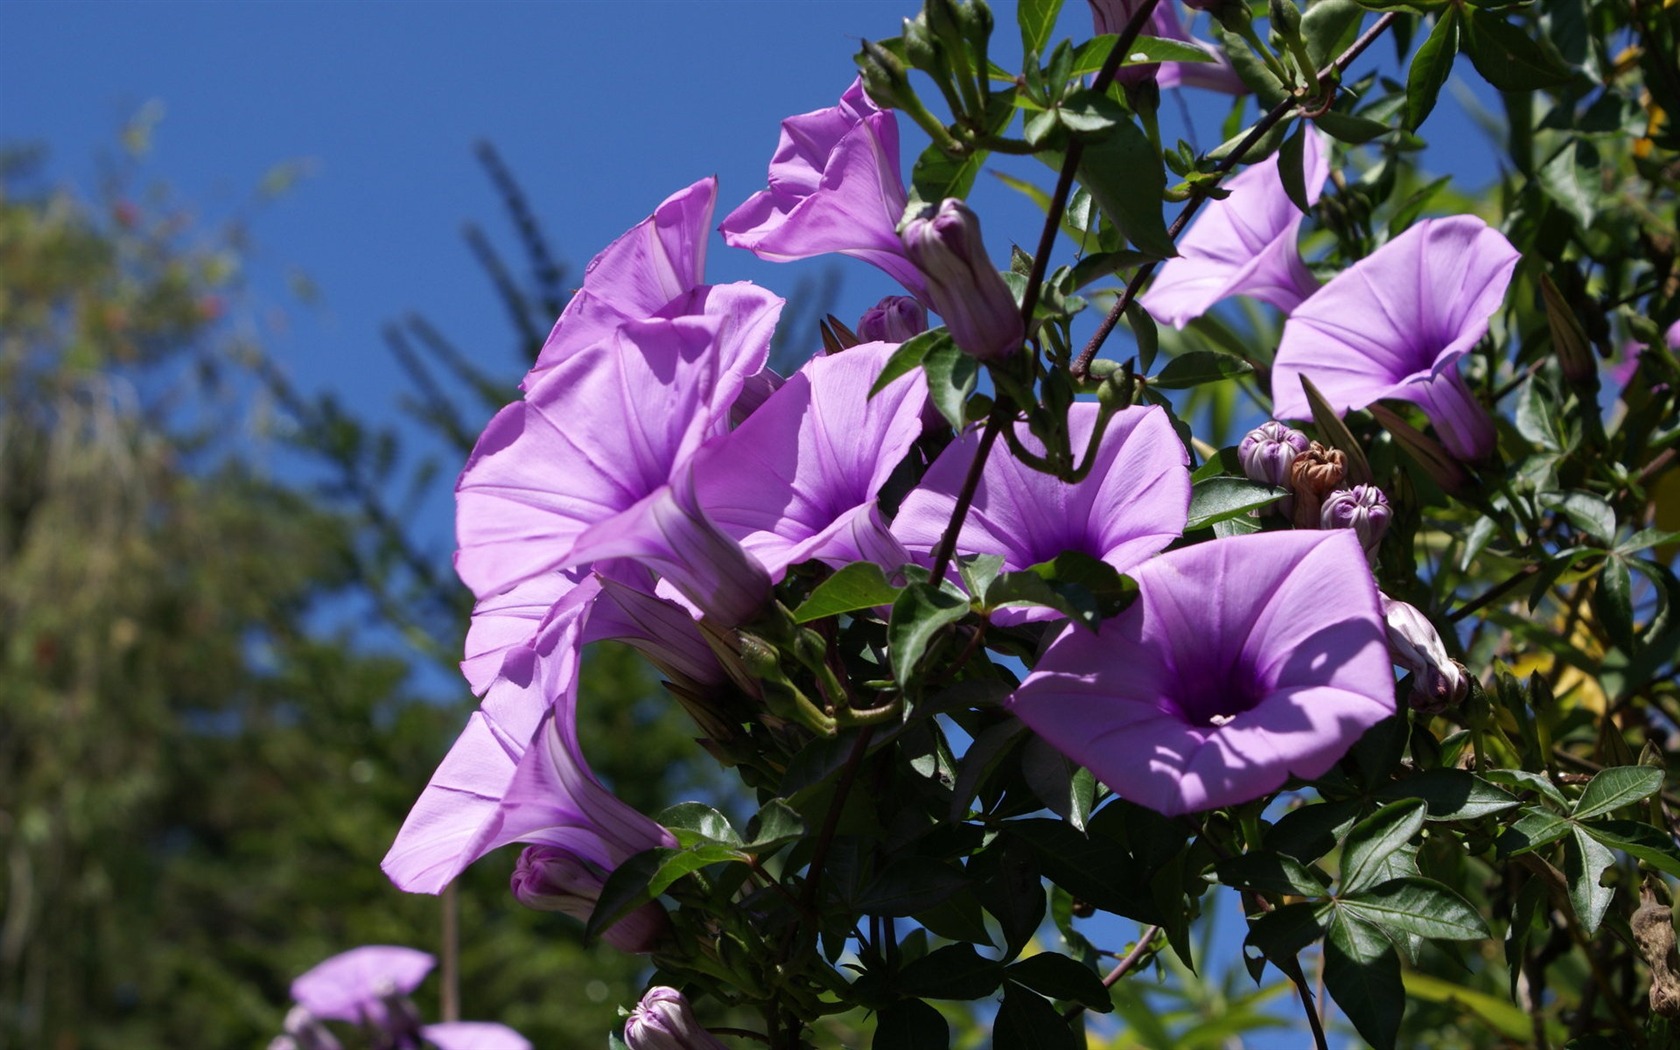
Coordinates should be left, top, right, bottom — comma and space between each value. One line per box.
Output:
1062, 924, 1162, 1020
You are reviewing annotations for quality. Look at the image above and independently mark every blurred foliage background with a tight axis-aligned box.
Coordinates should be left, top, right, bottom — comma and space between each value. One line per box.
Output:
0, 125, 728, 1048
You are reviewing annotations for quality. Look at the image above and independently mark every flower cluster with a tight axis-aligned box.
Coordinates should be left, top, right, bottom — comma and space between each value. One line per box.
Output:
357, 1, 1680, 1046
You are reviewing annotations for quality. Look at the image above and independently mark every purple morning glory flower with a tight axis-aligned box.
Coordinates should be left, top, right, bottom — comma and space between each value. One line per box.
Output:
891, 403, 1190, 619
1008, 529, 1394, 816
289, 945, 434, 1027
455, 310, 766, 601
691, 341, 929, 580
567, 466, 773, 626
525, 177, 718, 385
383, 590, 676, 896
719, 78, 926, 298
422, 1022, 533, 1050
1088, 0, 1247, 94
1140, 128, 1328, 328
624, 987, 731, 1050
1271, 215, 1522, 462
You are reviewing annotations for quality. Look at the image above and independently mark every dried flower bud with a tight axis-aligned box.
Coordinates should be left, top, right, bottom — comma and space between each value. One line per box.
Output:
512, 846, 672, 954
624, 987, 731, 1050
901, 198, 1024, 362
1320, 484, 1391, 556
1238, 420, 1310, 488
1287, 441, 1345, 529
1380, 595, 1469, 714
857, 295, 928, 344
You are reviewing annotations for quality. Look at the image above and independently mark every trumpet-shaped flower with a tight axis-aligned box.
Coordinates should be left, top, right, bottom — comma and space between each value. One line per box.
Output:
1141, 129, 1327, 328
891, 403, 1189, 617
720, 79, 926, 298
422, 1023, 532, 1050
1008, 530, 1393, 816
383, 589, 676, 897
1271, 216, 1521, 462
290, 946, 434, 1026
526, 177, 718, 383
455, 311, 766, 601
692, 341, 928, 579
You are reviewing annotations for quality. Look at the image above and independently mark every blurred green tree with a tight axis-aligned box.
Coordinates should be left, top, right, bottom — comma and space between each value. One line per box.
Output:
0, 127, 716, 1048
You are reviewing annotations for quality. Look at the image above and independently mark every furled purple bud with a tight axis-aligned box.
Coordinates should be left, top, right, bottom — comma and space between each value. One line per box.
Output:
901, 198, 1024, 361
1319, 485, 1391, 556
623, 987, 731, 1050
1238, 420, 1310, 487
857, 295, 928, 344
511, 846, 672, 954
1380, 595, 1469, 714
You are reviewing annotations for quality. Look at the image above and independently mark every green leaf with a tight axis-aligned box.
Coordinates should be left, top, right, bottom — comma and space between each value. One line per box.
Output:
1215, 852, 1329, 898
1339, 878, 1491, 941
1300, 0, 1363, 69
586, 848, 664, 944
1544, 490, 1616, 544
1341, 800, 1428, 894
916, 887, 995, 945
1324, 910, 1404, 1050
1404, 8, 1460, 130
1298, 373, 1372, 485
658, 802, 742, 848
985, 550, 1137, 628
888, 581, 971, 683
972, 839, 1046, 960
923, 341, 981, 430
1496, 806, 1572, 856
1278, 122, 1311, 215
1006, 953, 1113, 1013
1017, 0, 1064, 59
1150, 350, 1253, 389
1246, 901, 1327, 968
910, 142, 991, 210
871, 327, 949, 396
793, 562, 904, 623
957, 553, 1006, 600
1564, 827, 1616, 934
897, 943, 1005, 1000
1185, 477, 1286, 530
993, 983, 1082, 1050
1572, 765, 1664, 821
1579, 820, 1680, 878
1462, 9, 1573, 91
1595, 555, 1636, 653
1373, 769, 1519, 821
1077, 117, 1174, 259
743, 799, 805, 851
874, 999, 950, 1050
1482, 768, 1570, 809
1313, 110, 1395, 145
1538, 139, 1599, 229
857, 857, 970, 916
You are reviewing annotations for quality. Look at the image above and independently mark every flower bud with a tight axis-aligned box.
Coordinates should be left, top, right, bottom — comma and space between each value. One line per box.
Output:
901, 198, 1024, 362
1319, 484, 1391, 556
512, 846, 672, 954
1287, 441, 1346, 529
1238, 420, 1310, 488
624, 987, 730, 1050
1380, 595, 1469, 714
857, 295, 929, 343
